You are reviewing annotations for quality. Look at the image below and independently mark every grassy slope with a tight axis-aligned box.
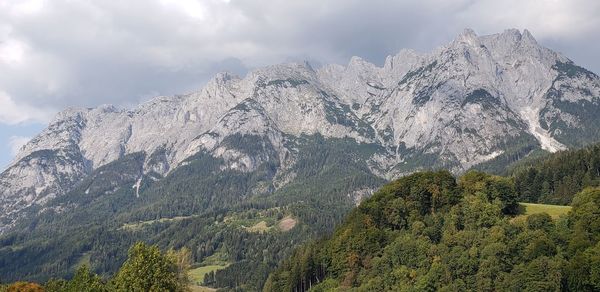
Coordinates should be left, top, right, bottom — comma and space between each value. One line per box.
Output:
513, 203, 571, 222
188, 264, 230, 284
520, 202, 572, 218
512, 202, 572, 223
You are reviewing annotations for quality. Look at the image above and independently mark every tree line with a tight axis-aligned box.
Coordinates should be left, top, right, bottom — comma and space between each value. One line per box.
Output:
265, 170, 600, 291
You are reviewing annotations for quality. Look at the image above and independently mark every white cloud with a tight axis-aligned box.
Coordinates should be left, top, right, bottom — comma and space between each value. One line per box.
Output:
0, 91, 54, 125
0, 39, 27, 65
159, 0, 208, 20
0, 0, 597, 127
9, 135, 31, 156
1, 0, 46, 17
457, 0, 600, 40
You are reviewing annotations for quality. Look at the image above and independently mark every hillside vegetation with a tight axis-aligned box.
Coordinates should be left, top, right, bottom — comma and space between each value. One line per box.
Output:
266, 171, 600, 291
1, 242, 191, 292
1, 141, 599, 290
511, 143, 600, 204
0, 136, 384, 291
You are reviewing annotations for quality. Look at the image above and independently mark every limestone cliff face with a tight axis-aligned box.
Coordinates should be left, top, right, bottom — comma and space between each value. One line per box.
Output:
1, 29, 599, 232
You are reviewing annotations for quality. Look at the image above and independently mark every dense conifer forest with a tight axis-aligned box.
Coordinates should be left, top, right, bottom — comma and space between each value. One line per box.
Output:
511, 143, 600, 204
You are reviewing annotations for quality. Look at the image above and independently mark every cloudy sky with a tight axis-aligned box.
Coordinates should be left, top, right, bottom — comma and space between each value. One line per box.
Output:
1, 0, 599, 168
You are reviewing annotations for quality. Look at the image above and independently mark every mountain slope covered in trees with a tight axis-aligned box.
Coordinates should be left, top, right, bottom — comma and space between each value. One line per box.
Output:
3, 28, 600, 236
1, 141, 599, 291
0, 136, 383, 291
266, 171, 600, 291
511, 143, 600, 204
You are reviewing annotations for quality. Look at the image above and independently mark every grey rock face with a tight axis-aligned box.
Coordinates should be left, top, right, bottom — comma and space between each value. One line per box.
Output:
1, 29, 599, 232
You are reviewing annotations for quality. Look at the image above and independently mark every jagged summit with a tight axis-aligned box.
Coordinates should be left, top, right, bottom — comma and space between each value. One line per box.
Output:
456, 27, 479, 43
1, 28, 599, 233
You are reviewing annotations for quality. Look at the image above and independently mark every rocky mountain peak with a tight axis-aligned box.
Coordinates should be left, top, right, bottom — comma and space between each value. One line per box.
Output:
521, 29, 537, 43
383, 49, 423, 73
456, 27, 479, 44
1, 28, 599, 234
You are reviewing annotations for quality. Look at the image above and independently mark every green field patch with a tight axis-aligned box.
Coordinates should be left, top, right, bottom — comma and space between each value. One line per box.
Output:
189, 285, 216, 292
513, 202, 572, 222
226, 217, 274, 231
119, 215, 196, 231
188, 264, 229, 285
200, 249, 229, 266
221, 208, 290, 233
245, 220, 271, 233
521, 202, 571, 218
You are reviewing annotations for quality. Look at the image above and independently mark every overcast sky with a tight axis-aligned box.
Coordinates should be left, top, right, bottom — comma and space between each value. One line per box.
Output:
1, 0, 599, 168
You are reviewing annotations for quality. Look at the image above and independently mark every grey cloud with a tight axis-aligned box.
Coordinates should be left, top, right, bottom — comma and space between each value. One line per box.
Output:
0, 0, 598, 124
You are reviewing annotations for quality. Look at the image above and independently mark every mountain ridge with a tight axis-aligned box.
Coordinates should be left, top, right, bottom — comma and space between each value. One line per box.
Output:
1, 28, 600, 233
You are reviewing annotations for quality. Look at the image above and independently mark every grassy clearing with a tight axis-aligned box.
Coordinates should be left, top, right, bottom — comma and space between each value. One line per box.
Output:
246, 221, 271, 233
187, 248, 229, 287
188, 264, 229, 285
520, 202, 572, 219
201, 249, 229, 266
119, 215, 196, 231
512, 202, 572, 223
227, 216, 276, 230
241, 216, 298, 233
189, 285, 216, 292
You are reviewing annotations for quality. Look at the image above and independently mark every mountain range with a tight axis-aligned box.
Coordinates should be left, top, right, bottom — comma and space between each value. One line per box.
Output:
1, 28, 599, 285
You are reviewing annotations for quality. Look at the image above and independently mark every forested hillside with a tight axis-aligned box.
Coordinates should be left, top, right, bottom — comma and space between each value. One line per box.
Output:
511, 143, 600, 204
2, 142, 600, 291
0, 136, 383, 291
266, 171, 600, 291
